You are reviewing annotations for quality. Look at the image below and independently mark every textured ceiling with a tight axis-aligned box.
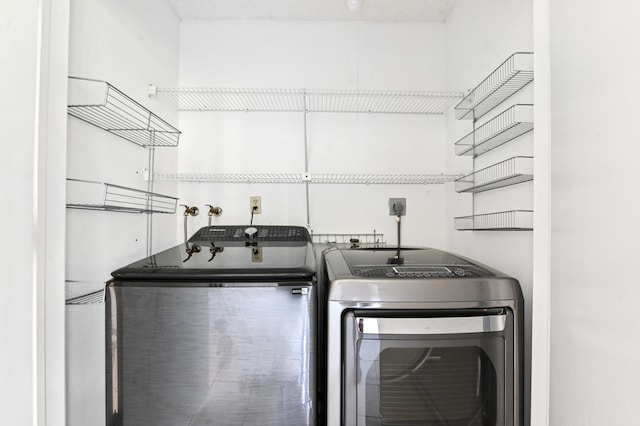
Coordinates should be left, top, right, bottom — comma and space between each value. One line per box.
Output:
168, 0, 457, 22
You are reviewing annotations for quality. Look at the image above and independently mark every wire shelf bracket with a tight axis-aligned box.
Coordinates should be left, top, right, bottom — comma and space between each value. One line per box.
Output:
454, 53, 533, 121
147, 86, 463, 115
68, 77, 181, 148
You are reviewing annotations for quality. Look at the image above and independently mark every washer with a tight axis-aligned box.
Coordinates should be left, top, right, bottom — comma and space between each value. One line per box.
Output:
321, 246, 524, 426
106, 225, 317, 426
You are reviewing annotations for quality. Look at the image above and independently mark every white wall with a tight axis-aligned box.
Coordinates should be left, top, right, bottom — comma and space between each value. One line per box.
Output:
1, 0, 69, 424
176, 20, 450, 247
444, 0, 534, 423
548, 1, 640, 424
65, 1, 180, 424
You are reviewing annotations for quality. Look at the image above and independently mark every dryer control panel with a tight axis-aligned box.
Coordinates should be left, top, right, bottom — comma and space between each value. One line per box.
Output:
350, 264, 491, 279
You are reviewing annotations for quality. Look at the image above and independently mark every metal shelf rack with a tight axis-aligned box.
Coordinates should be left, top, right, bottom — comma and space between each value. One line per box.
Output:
454, 52, 533, 120
454, 210, 533, 231
148, 86, 463, 115
311, 233, 386, 246
66, 178, 178, 214
65, 281, 105, 305
68, 76, 181, 147
455, 104, 533, 157
152, 172, 461, 185
455, 156, 533, 193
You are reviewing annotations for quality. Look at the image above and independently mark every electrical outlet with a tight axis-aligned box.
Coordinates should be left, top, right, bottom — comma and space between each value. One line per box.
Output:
251, 247, 263, 263
388, 198, 406, 216
250, 196, 262, 214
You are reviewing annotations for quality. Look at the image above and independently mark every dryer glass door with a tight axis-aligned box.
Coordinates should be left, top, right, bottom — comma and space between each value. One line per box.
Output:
342, 309, 513, 426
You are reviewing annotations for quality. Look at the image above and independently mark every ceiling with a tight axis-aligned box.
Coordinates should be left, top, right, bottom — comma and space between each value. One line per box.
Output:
167, 0, 457, 22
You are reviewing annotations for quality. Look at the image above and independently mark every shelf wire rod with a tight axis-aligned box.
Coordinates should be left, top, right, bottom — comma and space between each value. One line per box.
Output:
303, 92, 311, 228
472, 108, 477, 218
146, 144, 155, 256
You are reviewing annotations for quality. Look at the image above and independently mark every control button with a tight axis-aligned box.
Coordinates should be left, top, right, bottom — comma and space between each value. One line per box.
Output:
386, 272, 395, 277
439, 273, 447, 277
244, 226, 258, 238
415, 273, 424, 277
446, 273, 455, 277
407, 273, 415, 277
454, 270, 466, 276
398, 273, 407, 277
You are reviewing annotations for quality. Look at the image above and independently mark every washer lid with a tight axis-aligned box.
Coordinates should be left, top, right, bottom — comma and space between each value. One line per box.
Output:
111, 225, 315, 281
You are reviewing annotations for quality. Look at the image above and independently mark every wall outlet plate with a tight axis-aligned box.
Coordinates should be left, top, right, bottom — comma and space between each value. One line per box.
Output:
250, 196, 262, 214
251, 247, 263, 263
388, 198, 406, 216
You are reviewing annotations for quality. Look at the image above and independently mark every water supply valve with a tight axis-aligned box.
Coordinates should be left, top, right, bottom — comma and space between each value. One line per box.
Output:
181, 205, 199, 216
206, 204, 223, 216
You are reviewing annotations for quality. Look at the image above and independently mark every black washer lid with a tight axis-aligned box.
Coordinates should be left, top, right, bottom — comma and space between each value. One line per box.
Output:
111, 225, 315, 281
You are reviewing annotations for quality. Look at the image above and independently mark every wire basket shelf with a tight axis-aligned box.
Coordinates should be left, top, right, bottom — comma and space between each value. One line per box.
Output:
149, 86, 463, 115
455, 156, 533, 193
311, 233, 386, 246
65, 281, 105, 305
152, 173, 460, 185
454, 210, 533, 231
68, 77, 180, 148
455, 53, 533, 120
66, 178, 178, 214
455, 104, 533, 157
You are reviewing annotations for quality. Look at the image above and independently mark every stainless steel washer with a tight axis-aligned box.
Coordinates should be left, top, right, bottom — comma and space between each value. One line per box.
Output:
321, 246, 524, 426
106, 225, 317, 426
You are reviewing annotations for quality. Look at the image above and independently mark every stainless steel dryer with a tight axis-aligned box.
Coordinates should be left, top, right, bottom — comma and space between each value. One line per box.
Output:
321, 246, 524, 426
106, 225, 317, 426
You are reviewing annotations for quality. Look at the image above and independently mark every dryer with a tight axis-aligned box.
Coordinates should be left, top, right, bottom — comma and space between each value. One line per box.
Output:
321, 246, 524, 426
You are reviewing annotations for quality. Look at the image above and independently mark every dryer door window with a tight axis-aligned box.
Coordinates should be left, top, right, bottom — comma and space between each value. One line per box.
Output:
342, 309, 513, 426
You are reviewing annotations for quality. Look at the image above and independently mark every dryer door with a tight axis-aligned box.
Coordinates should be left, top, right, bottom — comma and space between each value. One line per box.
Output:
342, 309, 514, 426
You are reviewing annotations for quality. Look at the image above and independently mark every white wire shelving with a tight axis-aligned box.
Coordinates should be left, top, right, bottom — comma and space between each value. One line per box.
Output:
66, 178, 178, 214
455, 156, 533, 193
147, 86, 463, 115
68, 77, 181, 147
454, 210, 533, 231
65, 281, 105, 305
311, 233, 386, 246
153, 172, 461, 185
454, 52, 533, 121
455, 104, 533, 157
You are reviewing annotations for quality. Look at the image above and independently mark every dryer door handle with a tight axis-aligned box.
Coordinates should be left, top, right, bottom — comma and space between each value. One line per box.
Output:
355, 314, 506, 335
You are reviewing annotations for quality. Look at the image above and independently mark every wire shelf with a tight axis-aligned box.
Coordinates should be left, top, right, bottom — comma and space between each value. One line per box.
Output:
65, 281, 105, 305
66, 178, 178, 214
454, 210, 533, 231
152, 173, 460, 185
455, 53, 533, 120
311, 233, 386, 245
68, 77, 180, 147
149, 86, 463, 115
455, 156, 533, 193
455, 104, 533, 157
